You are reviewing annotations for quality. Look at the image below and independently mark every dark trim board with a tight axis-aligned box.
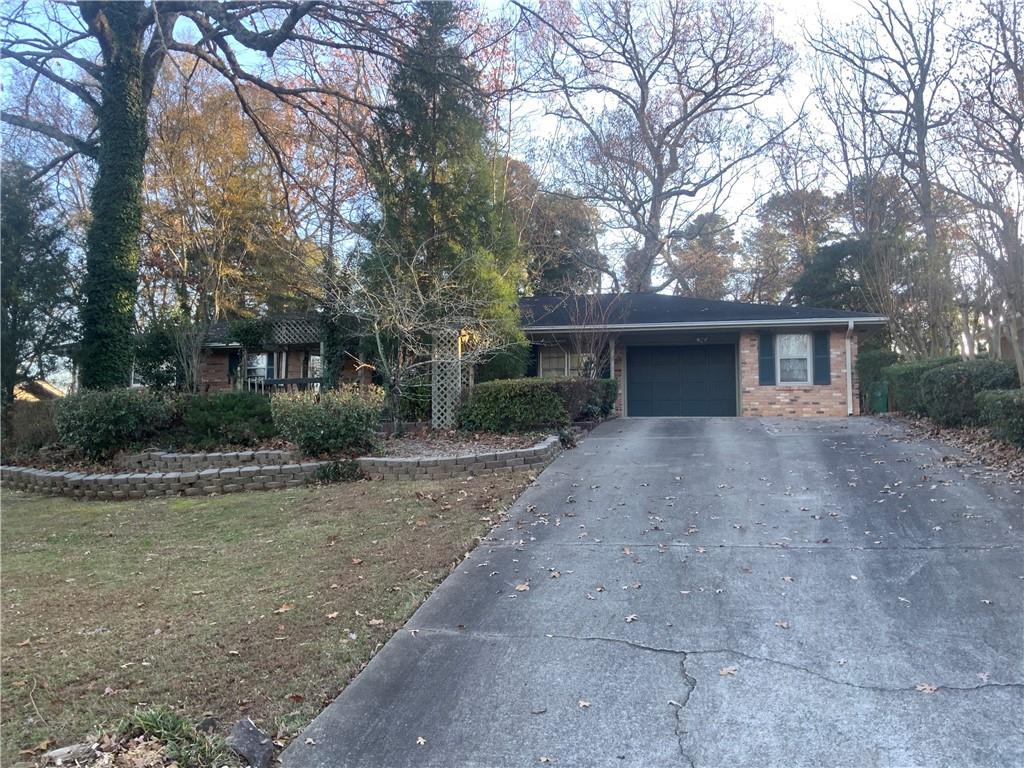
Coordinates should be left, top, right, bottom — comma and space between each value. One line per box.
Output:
626, 343, 738, 417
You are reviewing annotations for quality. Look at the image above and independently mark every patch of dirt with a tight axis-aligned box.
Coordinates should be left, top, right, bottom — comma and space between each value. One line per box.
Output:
373, 430, 545, 458
881, 414, 1024, 483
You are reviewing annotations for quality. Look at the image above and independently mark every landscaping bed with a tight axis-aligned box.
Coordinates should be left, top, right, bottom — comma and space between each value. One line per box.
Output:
373, 430, 543, 458
0, 474, 530, 766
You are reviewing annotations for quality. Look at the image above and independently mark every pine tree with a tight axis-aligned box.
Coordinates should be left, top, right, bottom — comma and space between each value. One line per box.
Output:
363, 1, 521, 327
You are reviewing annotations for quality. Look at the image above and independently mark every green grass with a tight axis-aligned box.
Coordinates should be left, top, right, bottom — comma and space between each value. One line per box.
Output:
0, 475, 528, 763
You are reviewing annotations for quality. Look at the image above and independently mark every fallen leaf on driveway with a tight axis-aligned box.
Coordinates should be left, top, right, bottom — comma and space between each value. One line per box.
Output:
515, 583, 530, 592
915, 682, 938, 694
696, 547, 707, 554
719, 666, 738, 676
978, 672, 990, 683
782, 576, 795, 583
624, 614, 639, 623
774, 620, 790, 630
416, 736, 426, 746
539, 758, 557, 764
578, 699, 590, 708
622, 547, 632, 555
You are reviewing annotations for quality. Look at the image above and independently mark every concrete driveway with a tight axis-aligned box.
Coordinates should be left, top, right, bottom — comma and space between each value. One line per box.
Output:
283, 417, 1024, 768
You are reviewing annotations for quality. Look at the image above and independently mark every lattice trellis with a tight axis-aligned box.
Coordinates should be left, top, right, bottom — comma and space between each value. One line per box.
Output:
431, 329, 462, 429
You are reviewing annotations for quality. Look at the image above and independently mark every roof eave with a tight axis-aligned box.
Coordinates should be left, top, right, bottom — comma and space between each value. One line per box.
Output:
523, 317, 889, 333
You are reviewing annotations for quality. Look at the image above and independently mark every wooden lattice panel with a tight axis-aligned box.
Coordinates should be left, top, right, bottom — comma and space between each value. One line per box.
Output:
431, 330, 462, 428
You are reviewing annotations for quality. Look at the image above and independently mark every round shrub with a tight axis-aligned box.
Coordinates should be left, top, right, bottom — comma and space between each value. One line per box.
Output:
55, 389, 177, 458
459, 379, 569, 432
975, 389, 1024, 446
271, 385, 384, 457
179, 392, 277, 448
884, 357, 959, 414
919, 359, 1019, 426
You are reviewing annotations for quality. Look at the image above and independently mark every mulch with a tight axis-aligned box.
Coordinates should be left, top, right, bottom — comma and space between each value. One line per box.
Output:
373, 429, 543, 459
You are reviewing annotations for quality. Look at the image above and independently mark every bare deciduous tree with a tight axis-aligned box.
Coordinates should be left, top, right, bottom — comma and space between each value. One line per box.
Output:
810, 0, 961, 355
942, 0, 1024, 379
522, 0, 794, 292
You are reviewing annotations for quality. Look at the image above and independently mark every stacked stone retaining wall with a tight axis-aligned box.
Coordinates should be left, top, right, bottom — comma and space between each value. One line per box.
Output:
357, 435, 561, 480
0, 461, 327, 499
118, 449, 300, 472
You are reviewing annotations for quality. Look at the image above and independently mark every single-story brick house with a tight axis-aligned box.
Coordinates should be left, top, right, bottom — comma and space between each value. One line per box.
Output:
198, 312, 362, 393
519, 294, 887, 417
196, 295, 886, 417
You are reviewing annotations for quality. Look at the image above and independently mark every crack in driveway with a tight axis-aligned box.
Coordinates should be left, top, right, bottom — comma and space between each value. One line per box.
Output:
404, 628, 1024, 696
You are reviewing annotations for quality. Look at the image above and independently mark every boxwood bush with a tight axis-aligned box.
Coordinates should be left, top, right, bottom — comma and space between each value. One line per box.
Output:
55, 389, 177, 458
975, 389, 1024, 446
272, 385, 384, 457
919, 359, 1019, 426
178, 392, 277, 448
884, 357, 959, 414
459, 379, 570, 432
459, 377, 618, 432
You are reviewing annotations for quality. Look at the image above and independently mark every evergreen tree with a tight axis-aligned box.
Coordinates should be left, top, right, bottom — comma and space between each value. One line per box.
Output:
1, 162, 75, 418
362, 1, 521, 329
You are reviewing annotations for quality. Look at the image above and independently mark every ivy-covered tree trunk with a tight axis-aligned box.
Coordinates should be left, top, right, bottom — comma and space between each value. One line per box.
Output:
80, 5, 148, 389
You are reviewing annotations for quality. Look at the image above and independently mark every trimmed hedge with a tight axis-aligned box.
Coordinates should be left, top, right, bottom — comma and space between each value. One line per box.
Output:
178, 392, 277, 448
55, 389, 176, 459
919, 359, 1019, 426
272, 385, 384, 457
976, 389, 1024, 446
459, 377, 617, 432
884, 357, 959, 414
459, 379, 569, 432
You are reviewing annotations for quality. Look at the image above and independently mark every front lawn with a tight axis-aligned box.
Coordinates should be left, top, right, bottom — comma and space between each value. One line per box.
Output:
0, 474, 529, 763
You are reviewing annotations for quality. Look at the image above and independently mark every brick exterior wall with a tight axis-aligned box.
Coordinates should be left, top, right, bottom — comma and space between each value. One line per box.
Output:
199, 350, 233, 392
611, 336, 626, 416
738, 329, 859, 417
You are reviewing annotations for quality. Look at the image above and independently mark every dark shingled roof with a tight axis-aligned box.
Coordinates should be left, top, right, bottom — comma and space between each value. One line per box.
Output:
204, 312, 321, 347
519, 294, 886, 329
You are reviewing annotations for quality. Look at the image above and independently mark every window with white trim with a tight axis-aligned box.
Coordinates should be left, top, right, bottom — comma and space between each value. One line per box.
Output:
776, 333, 811, 384
246, 352, 275, 380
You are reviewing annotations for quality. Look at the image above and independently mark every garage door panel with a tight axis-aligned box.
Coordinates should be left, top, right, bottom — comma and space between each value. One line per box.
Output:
627, 344, 736, 417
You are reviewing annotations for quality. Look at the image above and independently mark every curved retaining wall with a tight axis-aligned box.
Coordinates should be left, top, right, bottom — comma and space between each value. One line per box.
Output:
119, 449, 300, 472
0, 461, 328, 500
356, 435, 561, 481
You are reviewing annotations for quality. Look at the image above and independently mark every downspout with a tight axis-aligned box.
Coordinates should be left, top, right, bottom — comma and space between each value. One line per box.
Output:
845, 320, 855, 416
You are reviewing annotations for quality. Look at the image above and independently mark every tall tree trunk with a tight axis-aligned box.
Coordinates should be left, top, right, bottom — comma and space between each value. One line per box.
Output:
80, 4, 147, 389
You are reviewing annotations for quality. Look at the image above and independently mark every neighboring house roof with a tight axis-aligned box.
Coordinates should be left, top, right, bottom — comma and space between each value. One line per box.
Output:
519, 294, 887, 331
204, 312, 322, 348
14, 380, 65, 401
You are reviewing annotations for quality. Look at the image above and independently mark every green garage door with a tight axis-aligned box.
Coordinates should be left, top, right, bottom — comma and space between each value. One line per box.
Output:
627, 344, 737, 417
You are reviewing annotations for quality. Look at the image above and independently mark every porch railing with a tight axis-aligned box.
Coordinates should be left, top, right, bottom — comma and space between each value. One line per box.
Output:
244, 377, 323, 394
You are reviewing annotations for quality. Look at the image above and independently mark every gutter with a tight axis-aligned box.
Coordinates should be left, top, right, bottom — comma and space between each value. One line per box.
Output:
523, 317, 889, 333
846, 320, 855, 416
